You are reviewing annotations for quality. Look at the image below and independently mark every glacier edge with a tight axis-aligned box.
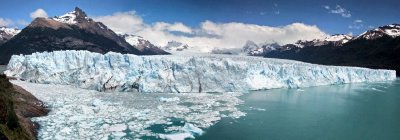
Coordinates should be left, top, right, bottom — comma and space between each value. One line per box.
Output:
4, 50, 396, 93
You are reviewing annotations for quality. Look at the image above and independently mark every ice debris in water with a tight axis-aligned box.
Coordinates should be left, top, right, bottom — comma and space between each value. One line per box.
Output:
160, 97, 180, 102
5, 50, 396, 93
12, 80, 245, 139
157, 123, 204, 140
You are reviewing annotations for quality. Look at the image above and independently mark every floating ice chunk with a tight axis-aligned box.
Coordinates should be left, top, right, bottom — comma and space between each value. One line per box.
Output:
112, 132, 126, 137
159, 133, 194, 140
160, 97, 180, 102
108, 124, 127, 132
183, 123, 204, 135
11, 80, 245, 139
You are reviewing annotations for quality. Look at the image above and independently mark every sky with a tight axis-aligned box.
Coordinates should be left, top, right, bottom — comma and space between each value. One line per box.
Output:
0, 0, 399, 51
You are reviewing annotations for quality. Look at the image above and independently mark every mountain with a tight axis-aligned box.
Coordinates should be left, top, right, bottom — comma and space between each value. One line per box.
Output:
120, 34, 169, 55
264, 23, 400, 76
355, 24, 400, 40
212, 41, 280, 56
163, 41, 190, 52
248, 42, 280, 56
0, 26, 20, 45
0, 7, 164, 65
295, 34, 353, 48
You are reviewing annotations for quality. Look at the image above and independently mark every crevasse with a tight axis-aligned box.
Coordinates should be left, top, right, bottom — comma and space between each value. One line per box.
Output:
4, 50, 396, 93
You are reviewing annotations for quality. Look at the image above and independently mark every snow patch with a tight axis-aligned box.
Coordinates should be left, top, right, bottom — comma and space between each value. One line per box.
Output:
52, 11, 78, 24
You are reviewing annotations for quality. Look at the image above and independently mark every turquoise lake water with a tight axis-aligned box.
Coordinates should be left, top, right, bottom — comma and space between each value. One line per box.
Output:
199, 79, 400, 140
3, 64, 399, 139
0, 65, 6, 73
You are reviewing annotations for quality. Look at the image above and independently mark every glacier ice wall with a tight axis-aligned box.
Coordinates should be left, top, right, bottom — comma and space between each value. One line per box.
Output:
4, 50, 396, 93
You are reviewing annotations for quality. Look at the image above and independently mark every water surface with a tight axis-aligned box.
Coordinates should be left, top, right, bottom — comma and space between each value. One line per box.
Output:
0, 65, 6, 73
199, 79, 400, 140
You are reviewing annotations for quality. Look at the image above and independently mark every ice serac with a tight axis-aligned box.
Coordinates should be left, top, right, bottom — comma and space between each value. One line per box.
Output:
5, 50, 396, 93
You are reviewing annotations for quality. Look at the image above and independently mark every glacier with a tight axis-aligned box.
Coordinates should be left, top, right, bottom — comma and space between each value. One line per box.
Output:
5, 50, 396, 93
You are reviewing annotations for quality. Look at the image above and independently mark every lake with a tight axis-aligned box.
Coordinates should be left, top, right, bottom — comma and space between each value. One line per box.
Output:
6, 62, 400, 139
199, 79, 400, 140
0, 65, 6, 73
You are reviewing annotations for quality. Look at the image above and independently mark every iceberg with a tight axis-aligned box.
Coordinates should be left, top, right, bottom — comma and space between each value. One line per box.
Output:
5, 50, 396, 93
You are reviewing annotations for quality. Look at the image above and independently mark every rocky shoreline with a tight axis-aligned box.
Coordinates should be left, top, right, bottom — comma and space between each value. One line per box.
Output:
0, 74, 49, 140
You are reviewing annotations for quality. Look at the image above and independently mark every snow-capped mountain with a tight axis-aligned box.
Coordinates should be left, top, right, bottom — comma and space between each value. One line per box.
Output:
247, 42, 280, 56
0, 26, 20, 45
264, 23, 400, 76
5, 50, 395, 93
0, 7, 167, 64
163, 41, 190, 51
212, 41, 280, 56
120, 34, 169, 54
241, 40, 259, 53
52, 8, 91, 25
295, 34, 353, 48
356, 24, 400, 40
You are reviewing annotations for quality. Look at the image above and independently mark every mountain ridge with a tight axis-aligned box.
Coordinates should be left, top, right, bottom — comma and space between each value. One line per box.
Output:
0, 7, 167, 65
263, 23, 400, 76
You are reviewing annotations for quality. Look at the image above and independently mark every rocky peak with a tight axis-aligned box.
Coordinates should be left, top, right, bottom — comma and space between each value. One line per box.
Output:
163, 41, 190, 51
74, 7, 87, 18
356, 23, 400, 40
120, 33, 169, 54
242, 40, 258, 52
53, 7, 90, 25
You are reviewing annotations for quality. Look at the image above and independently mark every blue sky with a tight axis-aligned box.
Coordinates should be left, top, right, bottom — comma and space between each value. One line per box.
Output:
0, 0, 399, 35
0, 0, 399, 50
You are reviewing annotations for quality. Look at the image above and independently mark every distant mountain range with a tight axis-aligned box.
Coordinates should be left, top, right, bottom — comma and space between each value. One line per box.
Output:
210, 24, 399, 75
0, 7, 168, 64
120, 34, 169, 55
0, 26, 20, 45
211, 41, 281, 56
264, 24, 400, 76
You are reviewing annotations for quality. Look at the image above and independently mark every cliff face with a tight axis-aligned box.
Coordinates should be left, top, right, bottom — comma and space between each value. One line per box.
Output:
0, 74, 48, 140
5, 50, 396, 93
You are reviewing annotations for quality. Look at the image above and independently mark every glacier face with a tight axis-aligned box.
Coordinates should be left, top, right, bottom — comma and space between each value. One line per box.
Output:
5, 50, 396, 93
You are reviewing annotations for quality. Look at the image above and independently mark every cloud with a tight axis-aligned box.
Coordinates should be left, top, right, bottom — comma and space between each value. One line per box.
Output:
326, 5, 351, 18
30, 9, 48, 19
166, 22, 193, 33
16, 20, 30, 26
323, 5, 330, 10
95, 11, 327, 52
273, 3, 280, 15
0, 18, 13, 26
349, 20, 364, 29
93, 11, 144, 34
347, 32, 353, 36
354, 19, 363, 23
0, 18, 30, 28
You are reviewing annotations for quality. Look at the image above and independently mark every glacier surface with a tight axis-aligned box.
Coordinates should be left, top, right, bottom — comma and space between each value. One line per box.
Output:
5, 50, 396, 93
